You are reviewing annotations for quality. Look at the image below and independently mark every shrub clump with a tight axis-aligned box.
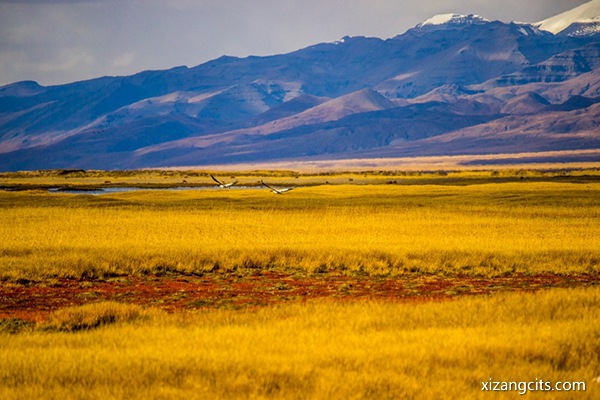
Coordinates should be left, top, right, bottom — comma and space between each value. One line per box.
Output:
41, 302, 151, 332
0, 318, 35, 334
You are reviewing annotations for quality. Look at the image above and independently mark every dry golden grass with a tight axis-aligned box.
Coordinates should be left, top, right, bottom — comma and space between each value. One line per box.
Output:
1, 171, 599, 398
0, 288, 599, 399
0, 180, 599, 281
40, 302, 157, 332
1, 167, 599, 188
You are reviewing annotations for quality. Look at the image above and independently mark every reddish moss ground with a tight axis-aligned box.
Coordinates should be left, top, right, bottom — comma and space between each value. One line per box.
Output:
1, 272, 597, 322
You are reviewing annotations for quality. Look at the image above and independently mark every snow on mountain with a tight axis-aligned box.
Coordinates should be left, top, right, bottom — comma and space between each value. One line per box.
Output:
416, 14, 490, 29
510, 22, 548, 37
536, 0, 600, 35
1, 2, 600, 170
559, 20, 600, 37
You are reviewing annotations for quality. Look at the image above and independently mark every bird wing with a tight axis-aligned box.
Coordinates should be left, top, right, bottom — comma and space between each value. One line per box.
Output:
262, 181, 282, 193
261, 180, 275, 190
211, 175, 224, 185
261, 181, 294, 194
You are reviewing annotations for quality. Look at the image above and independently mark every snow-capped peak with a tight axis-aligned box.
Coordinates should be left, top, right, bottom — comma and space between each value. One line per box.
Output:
536, 0, 600, 36
332, 36, 351, 45
416, 13, 490, 28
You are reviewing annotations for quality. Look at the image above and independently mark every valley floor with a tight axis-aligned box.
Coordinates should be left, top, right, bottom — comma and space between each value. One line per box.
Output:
0, 168, 598, 398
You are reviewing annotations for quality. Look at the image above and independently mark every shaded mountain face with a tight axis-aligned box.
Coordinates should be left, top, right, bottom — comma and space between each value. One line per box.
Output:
1, 5, 599, 171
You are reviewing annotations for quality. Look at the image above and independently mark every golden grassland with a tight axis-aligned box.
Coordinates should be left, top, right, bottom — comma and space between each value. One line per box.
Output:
1, 289, 599, 399
0, 172, 599, 281
1, 167, 599, 189
1, 169, 599, 398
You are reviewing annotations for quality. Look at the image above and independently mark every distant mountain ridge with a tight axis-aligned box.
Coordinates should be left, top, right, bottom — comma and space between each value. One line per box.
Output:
0, 1, 599, 171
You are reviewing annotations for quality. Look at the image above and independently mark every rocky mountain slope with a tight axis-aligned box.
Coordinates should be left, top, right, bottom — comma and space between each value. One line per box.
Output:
0, 2, 599, 170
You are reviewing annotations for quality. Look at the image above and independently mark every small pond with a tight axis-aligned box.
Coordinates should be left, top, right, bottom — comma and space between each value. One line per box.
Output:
48, 186, 261, 195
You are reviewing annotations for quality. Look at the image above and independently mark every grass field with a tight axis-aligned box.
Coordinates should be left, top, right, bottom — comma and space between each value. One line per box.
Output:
1, 290, 599, 399
1, 171, 599, 281
0, 169, 599, 398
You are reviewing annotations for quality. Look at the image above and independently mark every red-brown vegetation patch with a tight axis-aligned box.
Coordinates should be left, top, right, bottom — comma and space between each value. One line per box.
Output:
0, 272, 597, 322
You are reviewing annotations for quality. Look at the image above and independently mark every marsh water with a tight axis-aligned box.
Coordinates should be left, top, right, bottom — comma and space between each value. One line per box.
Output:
48, 186, 260, 195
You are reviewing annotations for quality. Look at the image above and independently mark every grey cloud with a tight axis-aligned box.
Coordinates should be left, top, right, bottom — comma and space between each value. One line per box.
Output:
0, 0, 591, 86
0, 1, 105, 3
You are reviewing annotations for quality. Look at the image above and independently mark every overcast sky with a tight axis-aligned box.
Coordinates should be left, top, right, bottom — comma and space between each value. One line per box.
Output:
0, 0, 590, 87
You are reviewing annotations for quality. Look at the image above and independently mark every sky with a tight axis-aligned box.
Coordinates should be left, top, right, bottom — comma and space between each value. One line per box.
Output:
0, 0, 591, 87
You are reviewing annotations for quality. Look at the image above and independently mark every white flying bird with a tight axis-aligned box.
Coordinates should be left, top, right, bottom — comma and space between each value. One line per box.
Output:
211, 174, 239, 188
261, 180, 294, 194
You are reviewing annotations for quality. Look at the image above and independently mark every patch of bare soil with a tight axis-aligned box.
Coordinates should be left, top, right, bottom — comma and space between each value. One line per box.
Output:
0, 272, 597, 322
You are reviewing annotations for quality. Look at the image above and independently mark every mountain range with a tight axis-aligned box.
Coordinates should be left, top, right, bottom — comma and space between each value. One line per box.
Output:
1, 0, 599, 171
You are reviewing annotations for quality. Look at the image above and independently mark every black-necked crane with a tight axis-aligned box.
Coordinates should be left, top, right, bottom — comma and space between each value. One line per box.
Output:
261, 180, 294, 194
211, 174, 239, 188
